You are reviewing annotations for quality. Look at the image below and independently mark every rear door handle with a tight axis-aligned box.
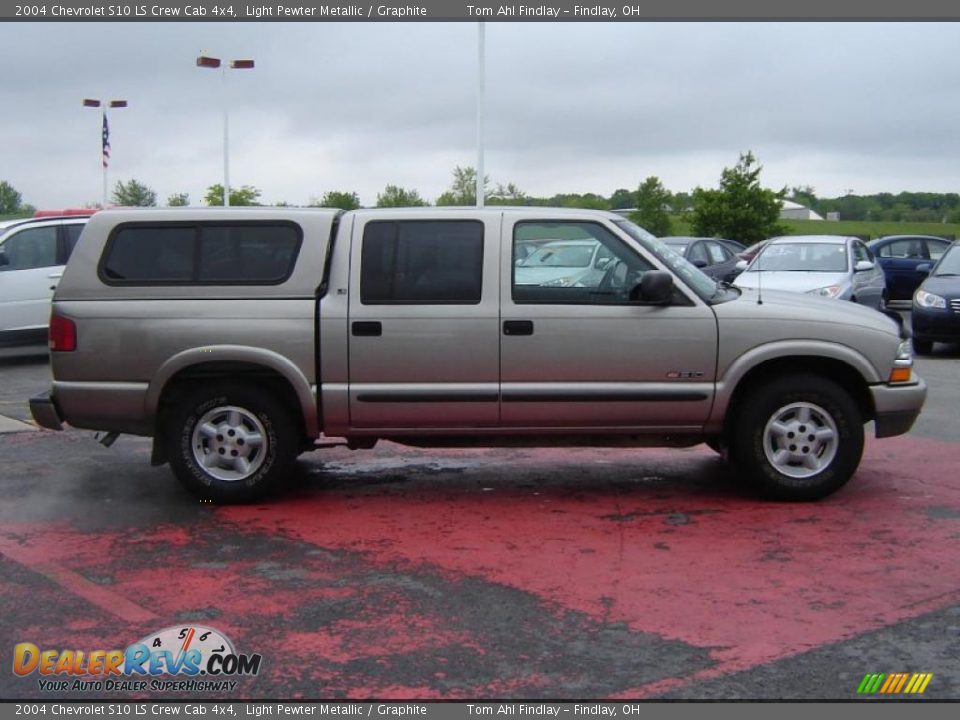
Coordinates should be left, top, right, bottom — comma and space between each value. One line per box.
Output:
48, 272, 63, 279
503, 320, 534, 336
352, 321, 382, 337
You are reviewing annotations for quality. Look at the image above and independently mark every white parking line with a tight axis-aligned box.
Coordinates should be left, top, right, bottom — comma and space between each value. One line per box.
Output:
0, 414, 36, 433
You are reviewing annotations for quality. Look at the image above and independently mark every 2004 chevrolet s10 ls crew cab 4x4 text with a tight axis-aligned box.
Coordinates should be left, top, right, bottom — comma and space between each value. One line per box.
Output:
30, 207, 926, 502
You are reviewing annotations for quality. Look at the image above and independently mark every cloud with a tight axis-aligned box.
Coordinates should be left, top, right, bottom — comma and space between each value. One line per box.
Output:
2, 21, 960, 208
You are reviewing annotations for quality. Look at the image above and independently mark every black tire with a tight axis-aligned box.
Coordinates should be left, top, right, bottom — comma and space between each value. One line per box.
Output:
167, 382, 298, 502
731, 374, 863, 501
913, 338, 933, 355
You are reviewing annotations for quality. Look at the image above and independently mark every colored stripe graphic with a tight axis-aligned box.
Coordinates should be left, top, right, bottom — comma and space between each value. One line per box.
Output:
858, 673, 932, 694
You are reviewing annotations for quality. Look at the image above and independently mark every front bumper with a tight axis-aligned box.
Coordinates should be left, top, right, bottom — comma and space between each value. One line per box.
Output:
870, 376, 927, 438
912, 306, 960, 342
29, 391, 64, 431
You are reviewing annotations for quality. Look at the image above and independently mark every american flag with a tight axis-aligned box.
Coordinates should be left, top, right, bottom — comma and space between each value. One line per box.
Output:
101, 113, 110, 168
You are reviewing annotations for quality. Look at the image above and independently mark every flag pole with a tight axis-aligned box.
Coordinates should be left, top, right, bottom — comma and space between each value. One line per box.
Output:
102, 111, 108, 208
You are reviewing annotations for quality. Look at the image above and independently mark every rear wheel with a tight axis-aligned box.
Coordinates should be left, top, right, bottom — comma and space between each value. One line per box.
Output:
732, 374, 863, 501
167, 382, 298, 502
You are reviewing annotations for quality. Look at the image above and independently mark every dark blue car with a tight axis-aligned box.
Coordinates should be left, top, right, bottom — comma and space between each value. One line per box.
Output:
911, 241, 960, 354
868, 235, 952, 301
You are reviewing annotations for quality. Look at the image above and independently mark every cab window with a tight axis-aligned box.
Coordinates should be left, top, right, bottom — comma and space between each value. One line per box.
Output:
512, 221, 653, 304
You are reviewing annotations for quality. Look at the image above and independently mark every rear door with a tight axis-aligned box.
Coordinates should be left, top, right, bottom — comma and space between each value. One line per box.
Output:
347, 213, 501, 429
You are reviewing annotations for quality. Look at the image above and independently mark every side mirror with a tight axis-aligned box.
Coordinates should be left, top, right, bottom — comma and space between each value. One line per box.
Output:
630, 270, 674, 304
854, 260, 875, 272
916, 263, 932, 275
735, 260, 748, 271
691, 258, 708, 269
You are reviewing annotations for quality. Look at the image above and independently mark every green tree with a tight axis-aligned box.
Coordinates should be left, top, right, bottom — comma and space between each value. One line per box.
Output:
0, 180, 23, 214
488, 182, 528, 206
609, 188, 635, 210
112, 179, 157, 207
436, 166, 490, 206
690, 152, 786, 245
547, 193, 609, 210
630, 176, 672, 236
167, 192, 189, 207
310, 191, 361, 210
376, 185, 428, 208
204, 184, 261, 206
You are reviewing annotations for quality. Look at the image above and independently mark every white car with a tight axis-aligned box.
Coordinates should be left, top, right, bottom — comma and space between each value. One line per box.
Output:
513, 239, 616, 287
734, 235, 888, 310
0, 215, 91, 348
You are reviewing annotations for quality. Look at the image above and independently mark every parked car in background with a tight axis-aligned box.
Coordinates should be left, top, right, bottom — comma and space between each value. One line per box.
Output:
514, 238, 615, 287
734, 236, 887, 310
716, 238, 747, 254
911, 241, 960, 354
736, 239, 771, 264
660, 237, 742, 283
867, 234, 951, 301
0, 213, 92, 348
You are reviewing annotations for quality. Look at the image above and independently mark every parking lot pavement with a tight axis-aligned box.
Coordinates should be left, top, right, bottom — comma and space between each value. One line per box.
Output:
1, 344, 959, 700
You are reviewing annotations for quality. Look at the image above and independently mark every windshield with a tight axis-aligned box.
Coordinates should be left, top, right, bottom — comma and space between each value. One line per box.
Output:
933, 244, 960, 276
521, 244, 594, 268
748, 242, 848, 273
613, 219, 719, 299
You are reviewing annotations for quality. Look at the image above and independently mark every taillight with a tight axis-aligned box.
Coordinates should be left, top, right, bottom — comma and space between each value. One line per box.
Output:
49, 313, 76, 352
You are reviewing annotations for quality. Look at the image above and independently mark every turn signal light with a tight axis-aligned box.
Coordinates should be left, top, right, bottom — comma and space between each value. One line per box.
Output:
49, 313, 76, 352
888, 367, 912, 383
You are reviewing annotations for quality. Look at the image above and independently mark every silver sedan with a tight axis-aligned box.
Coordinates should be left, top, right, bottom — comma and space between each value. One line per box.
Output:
734, 235, 888, 310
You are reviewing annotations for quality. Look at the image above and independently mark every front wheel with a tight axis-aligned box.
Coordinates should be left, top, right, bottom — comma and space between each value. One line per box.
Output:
731, 375, 864, 501
167, 382, 298, 502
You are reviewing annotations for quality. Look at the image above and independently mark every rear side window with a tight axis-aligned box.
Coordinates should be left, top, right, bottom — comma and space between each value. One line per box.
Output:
360, 220, 483, 304
0, 226, 58, 270
100, 223, 301, 285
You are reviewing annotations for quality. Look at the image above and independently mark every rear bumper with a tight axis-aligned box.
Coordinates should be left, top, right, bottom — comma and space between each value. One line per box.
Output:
870, 376, 927, 438
29, 391, 64, 431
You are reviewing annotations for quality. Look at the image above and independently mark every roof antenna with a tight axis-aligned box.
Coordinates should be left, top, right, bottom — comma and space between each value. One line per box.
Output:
756, 242, 764, 305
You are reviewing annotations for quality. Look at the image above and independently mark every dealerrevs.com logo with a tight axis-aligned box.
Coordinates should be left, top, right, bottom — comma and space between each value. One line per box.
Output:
13, 625, 262, 693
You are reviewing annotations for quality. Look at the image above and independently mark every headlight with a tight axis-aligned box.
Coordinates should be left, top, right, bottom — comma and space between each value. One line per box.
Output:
914, 289, 946, 309
541, 276, 578, 288
807, 284, 844, 299
896, 340, 913, 363
889, 339, 914, 383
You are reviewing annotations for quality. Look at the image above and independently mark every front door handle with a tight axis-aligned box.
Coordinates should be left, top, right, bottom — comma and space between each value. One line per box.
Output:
48, 272, 63, 279
503, 320, 534, 336
352, 321, 382, 337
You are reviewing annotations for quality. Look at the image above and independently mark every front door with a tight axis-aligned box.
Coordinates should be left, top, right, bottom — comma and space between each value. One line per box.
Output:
501, 218, 718, 430
347, 213, 501, 429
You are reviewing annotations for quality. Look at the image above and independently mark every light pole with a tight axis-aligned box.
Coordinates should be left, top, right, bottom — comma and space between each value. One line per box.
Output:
82, 98, 127, 208
476, 22, 485, 208
196, 54, 255, 207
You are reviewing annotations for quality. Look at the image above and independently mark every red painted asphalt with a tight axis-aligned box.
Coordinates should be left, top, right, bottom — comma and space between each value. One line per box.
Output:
2, 433, 959, 698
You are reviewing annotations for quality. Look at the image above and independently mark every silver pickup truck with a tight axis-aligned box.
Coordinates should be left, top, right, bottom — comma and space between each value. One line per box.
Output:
30, 206, 926, 502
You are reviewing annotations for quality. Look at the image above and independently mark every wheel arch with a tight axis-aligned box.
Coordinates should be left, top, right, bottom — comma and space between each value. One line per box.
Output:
717, 354, 876, 441
146, 346, 318, 444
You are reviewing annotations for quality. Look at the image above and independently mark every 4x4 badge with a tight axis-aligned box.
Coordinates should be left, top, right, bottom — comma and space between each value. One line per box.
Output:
666, 371, 704, 379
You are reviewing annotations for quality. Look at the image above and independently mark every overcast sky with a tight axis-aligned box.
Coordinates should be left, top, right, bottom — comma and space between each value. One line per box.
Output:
3, 21, 960, 209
